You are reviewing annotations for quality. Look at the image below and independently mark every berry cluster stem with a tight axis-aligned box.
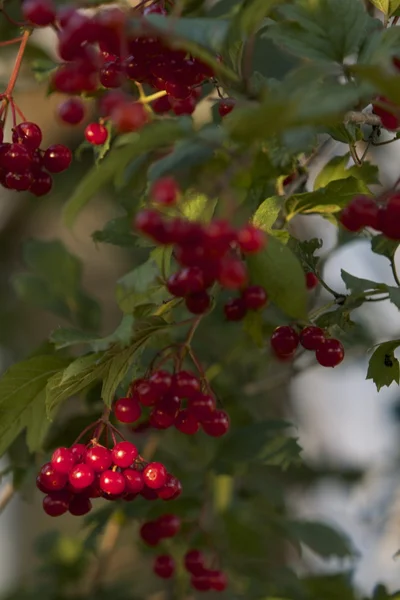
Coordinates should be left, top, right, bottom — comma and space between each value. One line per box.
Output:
5, 30, 31, 98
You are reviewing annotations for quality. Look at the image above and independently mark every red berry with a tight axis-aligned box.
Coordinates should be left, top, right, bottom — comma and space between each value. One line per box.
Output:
70, 444, 87, 463
149, 370, 172, 395
99, 90, 128, 117
43, 491, 70, 517
184, 549, 206, 575
172, 371, 200, 399
85, 446, 113, 473
140, 485, 160, 500
152, 95, 171, 114
237, 224, 266, 253
69, 463, 95, 490
185, 291, 211, 314
30, 171, 52, 196
305, 272, 319, 290
373, 96, 400, 130
171, 96, 196, 115
134, 209, 172, 244
0, 143, 31, 173
114, 396, 141, 423
242, 285, 267, 310
218, 257, 248, 289
157, 474, 182, 500
5, 171, 32, 191
143, 462, 167, 489
124, 469, 144, 494
38, 462, 67, 491
270, 326, 299, 358
209, 570, 227, 591
224, 298, 247, 321
69, 495, 92, 516
315, 338, 345, 367
112, 101, 148, 133
175, 409, 200, 435
300, 326, 326, 351
23, 0, 56, 25
51, 447, 75, 474
379, 194, 400, 239
201, 410, 230, 437
136, 379, 159, 406
99, 60, 123, 88
153, 555, 175, 579
150, 408, 175, 429
57, 98, 85, 125
340, 195, 378, 232
111, 441, 138, 468
191, 575, 211, 591
151, 176, 179, 206
12, 122, 42, 150
43, 144, 72, 173
219, 100, 235, 117
188, 393, 216, 421
140, 521, 160, 546
156, 514, 181, 538
85, 123, 108, 145
100, 470, 126, 495
167, 267, 206, 297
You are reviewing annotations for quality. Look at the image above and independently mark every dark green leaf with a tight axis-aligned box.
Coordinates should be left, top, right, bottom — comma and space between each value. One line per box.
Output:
341, 270, 386, 294
371, 235, 399, 261
366, 340, 400, 391
290, 238, 323, 272
92, 217, 136, 248
314, 154, 380, 190
242, 311, 264, 347
116, 258, 166, 314
285, 520, 356, 558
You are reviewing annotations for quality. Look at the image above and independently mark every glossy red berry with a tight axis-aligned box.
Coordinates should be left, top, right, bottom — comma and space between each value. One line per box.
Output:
188, 393, 216, 421
43, 491, 70, 517
379, 194, 400, 239
184, 549, 206, 576
23, 0, 56, 25
136, 379, 159, 406
156, 514, 181, 538
134, 209, 172, 244
69, 463, 95, 490
185, 291, 211, 314
124, 469, 144, 494
202, 409, 230, 437
85, 123, 108, 145
69, 495, 92, 516
100, 470, 126, 495
373, 96, 400, 130
167, 267, 206, 297
51, 447, 75, 474
191, 575, 211, 591
300, 326, 326, 351
270, 326, 299, 358
111, 441, 138, 468
151, 176, 179, 206
140, 485, 159, 501
140, 521, 160, 546
150, 408, 175, 429
43, 144, 72, 173
219, 99, 235, 117
305, 272, 319, 290
149, 370, 172, 394
218, 257, 248, 289
315, 338, 345, 367
237, 224, 266, 253
209, 570, 228, 591
112, 101, 148, 133
340, 195, 378, 232
154, 555, 175, 579
172, 370, 200, 399
0, 143, 31, 173
12, 122, 42, 150
99, 60, 123, 88
5, 171, 32, 191
70, 444, 87, 463
85, 446, 113, 473
175, 409, 200, 435
57, 98, 85, 125
242, 285, 268, 310
114, 396, 141, 423
224, 298, 247, 321
157, 474, 182, 500
38, 462, 67, 491
143, 462, 167, 489
30, 171, 52, 196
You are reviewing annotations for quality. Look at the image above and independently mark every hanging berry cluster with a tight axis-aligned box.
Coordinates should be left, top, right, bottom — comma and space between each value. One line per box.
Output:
271, 325, 345, 368
340, 192, 400, 240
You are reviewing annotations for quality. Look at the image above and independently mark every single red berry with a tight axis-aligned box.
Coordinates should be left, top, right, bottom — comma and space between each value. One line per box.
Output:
224, 298, 247, 321
30, 171, 52, 196
237, 224, 266, 253
43, 144, 72, 173
69, 463, 95, 490
149, 370, 172, 395
124, 468, 144, 494
201, 410, 230, 437
51, 447, 75, 474
205, 219, 237, 254
150, 408, 176, 429
156, 514, 181, 538
12, 122, 42, 151
111, 441, 138, 468
270, 326, 299, 358
171, 96, 196, 115
140, 484, 160, 500
185, 291, 211, 314
218, 99, 235, 117
187, 393, 216, 421
379, 194, 400, 239
175, 410, 200, 435
315, 338, 345, 367
305, 272, 319, 290
112, 101, 148, 133
191, 575, 211, 591
209, 570, 228, 591
43, 491, 70, 517
151, 176, 179, 206
38, 462, 67, 491
157, 474, 182, 500
167, 267, 206, 297
85, 123, 108, 145
136, 379, 159, 406
57, 98, 85, 125
134, 209, 173, 244
340, 195, 378, 232
152, 95, 171, 114
218, 257, 248, 289
0, 143, 31, 173
242, 285, 268, 310
184, 550, 206, 576
300, 326, 326, 351
140, 521, 160, 546
100, 470, 126, 495
69, 495, 92, 516
5, 171, 32, 191
23, 0, 56, 25
70, 444, 87, 463
114, 396, 141, 423
373, 96, 400, 130
143, 462, 167, 489
85, 446, 113, 473
154, 555, 175, 579
99, 60, 123, 88
172, 370, 200, 399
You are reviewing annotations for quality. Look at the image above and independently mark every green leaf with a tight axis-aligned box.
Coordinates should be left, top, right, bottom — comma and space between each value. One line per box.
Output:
0, 355, 70, 457
148, 138, 216, 182
341, 270, 386, 294
116, 259, 166, 314
390, 0, 400, 14
366, 340, 400, 391
247, 236, 308, 319
92, 217, 136, 248
285, 520, 356, 559
316, 308, 356, 333
370, 0, 389, 13
314, 154, 379, 190
352, 64, 400, 105
25, 391, 51, 453
243, 311, 264, 347
290, 238, 323, 272
252, 196, 283, 234
231, 0, 284, 34
181, 192, 217, 223
63, 119, 190, 227
371, 235, 399, 261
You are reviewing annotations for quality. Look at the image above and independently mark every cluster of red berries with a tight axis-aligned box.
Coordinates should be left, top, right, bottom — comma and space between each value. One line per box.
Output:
340, 193, 400, 240
114, 369, 230, 437
36, 438, 181, 516
135, 208, 266, 315
0, 123, 71, 194
271, 325, 345, 367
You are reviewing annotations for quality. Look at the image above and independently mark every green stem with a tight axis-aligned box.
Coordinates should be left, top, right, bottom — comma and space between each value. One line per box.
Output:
391, 259, 400, 286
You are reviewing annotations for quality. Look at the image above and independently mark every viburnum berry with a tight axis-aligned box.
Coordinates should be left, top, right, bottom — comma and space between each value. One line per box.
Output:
143, 462, 167, 489
51, 447, 75, 474
12, 122, 42, 151
57, 98, 85, 125
85, 446, 113, 473
140, 521, 160, 546
209, 570, 228, 591
43, 491, 70, 517
184, 549, 206, 576
305, 272, 319, 290
100, 470, 126, 496
124, 469, 144, 494
156, 514, 181, 538
270, 326, 299, 358
69, 463, 95, 490
85, 123, 108, 145
5, 171, 32, 191
219, 99, 235, 117
111, 441, 138, 468
69, 495, 92, 516
188, 393, 216, 421
373, 96, 400, 130
0, 143, 31, 173
43, 144, 72, 173
224, 298, 247, 321
185, 291, 211, 314
237, 224, 266, 253
149, 370, 172, 394
171, 96, 196, 115
300, 326, 326, 351
172, 370, 200, 398
70, 444, 87, 463
38, 462, 67, 491
218, 257, 248, 289
136, 379, 159, 406
175, 409, 200, 435
150, 408, 176, 429
191, 574, 211, 591
114, 396, 141, 423
315, 338, 345, 367
242, 285, 268, 310
157, 474, 182, 500
202, 410, 230, 437
140, 485, 160, 501
22, 0, 56, 26
378, 193, 400, 239
30, 171, 53, 196
340, 195, 378, 232
151, 176, 179, 206
153, 555, 175, 579
111, 101, 148, 133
